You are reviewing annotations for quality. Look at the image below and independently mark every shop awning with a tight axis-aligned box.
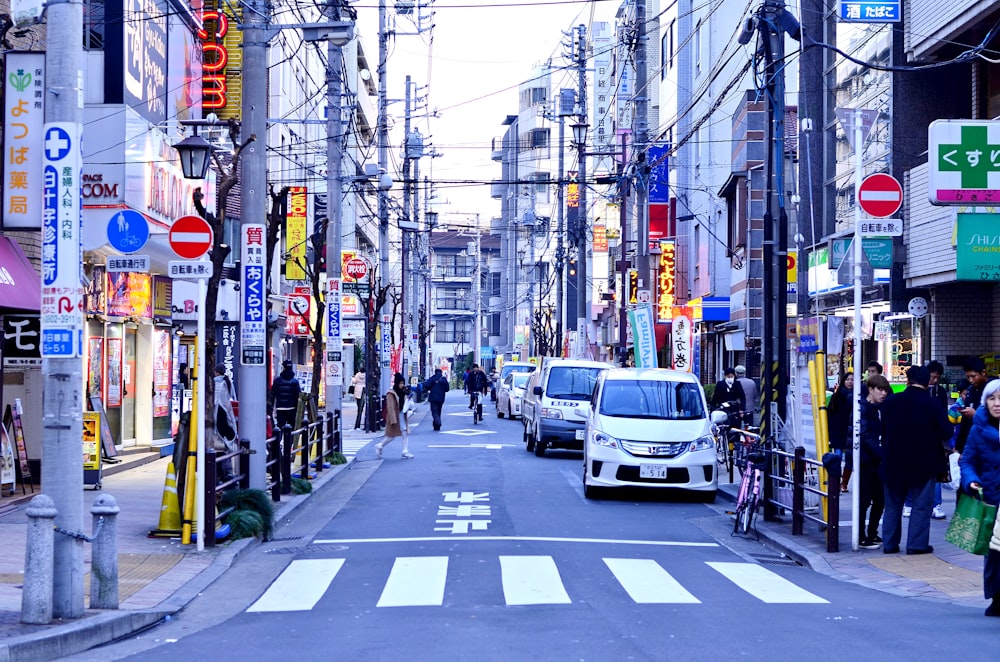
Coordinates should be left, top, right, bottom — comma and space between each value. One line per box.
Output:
0, 237, 40, 312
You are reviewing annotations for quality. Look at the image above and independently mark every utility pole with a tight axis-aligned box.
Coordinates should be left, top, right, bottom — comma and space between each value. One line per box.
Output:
323, 3, 353, 434
401, 76, 412, 380
43, 0, 85, 618
473, 215, 482, 366
634, 0, 651, 298
377, 0, 391, 399
574, 24, 588, 358
239, 0, 270, 489
555, 94, 568, 356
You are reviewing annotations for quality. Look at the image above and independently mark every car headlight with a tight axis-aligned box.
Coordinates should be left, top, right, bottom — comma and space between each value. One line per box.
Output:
688, 435, 716, 453
592, 431, 620, 449
540, 407, 564, 419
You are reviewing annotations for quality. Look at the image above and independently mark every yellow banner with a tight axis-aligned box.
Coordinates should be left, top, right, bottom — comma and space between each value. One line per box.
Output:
286, 186, 308, 280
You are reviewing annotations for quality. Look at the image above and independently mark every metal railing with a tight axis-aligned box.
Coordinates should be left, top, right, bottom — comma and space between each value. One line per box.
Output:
765, 446, 841, 553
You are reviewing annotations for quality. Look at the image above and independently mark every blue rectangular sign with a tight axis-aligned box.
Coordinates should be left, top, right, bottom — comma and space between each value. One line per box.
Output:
839, 1, 900, 22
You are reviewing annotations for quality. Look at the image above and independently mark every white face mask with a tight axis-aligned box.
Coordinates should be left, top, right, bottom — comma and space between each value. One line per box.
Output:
725, 377, 734, 387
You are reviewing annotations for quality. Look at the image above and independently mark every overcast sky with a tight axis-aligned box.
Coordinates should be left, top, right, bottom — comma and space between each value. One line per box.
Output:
356, 0, 619, 228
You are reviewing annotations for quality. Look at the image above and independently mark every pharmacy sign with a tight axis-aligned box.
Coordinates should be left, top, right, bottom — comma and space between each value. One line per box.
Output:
929, 120, 1000, 205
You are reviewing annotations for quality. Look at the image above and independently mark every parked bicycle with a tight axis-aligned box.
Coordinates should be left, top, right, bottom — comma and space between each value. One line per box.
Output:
731, 429, 766, 536
711, 402, 750, 482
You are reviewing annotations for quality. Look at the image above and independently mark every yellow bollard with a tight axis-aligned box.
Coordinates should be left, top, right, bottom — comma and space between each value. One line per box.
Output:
181, 345, 199, 545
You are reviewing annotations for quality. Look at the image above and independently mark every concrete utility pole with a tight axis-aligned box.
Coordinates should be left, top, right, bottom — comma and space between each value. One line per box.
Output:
42, 0, 85, 619
239, 0, 270, 489
323, 4, 353, 433
555, 107, 566, 355
401, 76, 412, 379
575, 24, 588, 357
377, 0, 391, 399
473, 217, 482, 366
634, 0, 651, 295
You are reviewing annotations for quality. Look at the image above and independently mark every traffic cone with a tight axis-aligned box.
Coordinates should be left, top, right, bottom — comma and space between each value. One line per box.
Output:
148, 461, 182, 537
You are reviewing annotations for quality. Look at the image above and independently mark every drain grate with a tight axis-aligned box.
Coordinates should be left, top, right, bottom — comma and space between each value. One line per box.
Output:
266, 536, 304, 543
751, 553, 801, 567
263, 543, 349, 555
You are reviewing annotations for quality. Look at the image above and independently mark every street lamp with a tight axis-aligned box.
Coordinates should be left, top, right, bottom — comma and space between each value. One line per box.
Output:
571, 120, 589, 358
172, 133, 214, 180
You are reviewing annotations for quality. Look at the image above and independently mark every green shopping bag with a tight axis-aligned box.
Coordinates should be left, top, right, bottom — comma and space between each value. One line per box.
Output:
944, 490, 998, 556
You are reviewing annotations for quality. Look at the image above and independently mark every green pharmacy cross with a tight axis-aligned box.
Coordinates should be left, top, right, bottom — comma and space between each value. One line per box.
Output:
931, 121, 1000, 204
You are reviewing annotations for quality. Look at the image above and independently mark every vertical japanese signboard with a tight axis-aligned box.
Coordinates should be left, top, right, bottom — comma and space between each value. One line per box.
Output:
240, 224, 266, 365
326, 278, 342, 360
40, 122, 83, 357
285, 185, 307, 280
381, 314, 391, 368
671, 307, 693, 372
628, 304, 658, 369
3, 52, 45, 229
656, 239, 676, 323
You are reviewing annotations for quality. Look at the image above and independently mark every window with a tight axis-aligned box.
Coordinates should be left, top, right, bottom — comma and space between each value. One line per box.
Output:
490, 273, 501, 298
695, 20, 702, 74
84, 0, 105, 50
661, 33, 669, 79
599, 380, 705, 420
434, 288, 472, 311
434, 319, 470, 344
669, 20, 675, 70
545, 367, 604, 400
530, 129, 548, 149
435, 254, 470, 278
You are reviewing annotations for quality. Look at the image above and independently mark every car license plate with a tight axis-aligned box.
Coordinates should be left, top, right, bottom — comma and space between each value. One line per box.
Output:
639, 464, 667, 479
575, 429, 585, 440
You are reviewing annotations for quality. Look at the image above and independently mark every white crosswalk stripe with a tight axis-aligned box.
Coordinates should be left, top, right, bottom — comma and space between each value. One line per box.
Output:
247, 556, 827, 612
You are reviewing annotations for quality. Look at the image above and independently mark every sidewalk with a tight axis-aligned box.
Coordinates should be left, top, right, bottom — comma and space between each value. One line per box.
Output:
718, 475, 989, 609
0, 407, 383, 662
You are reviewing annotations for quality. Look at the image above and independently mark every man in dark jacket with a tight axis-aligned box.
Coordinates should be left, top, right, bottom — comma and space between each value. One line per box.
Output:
467, 365, 489, 409
423, 368, 450, 431
710, 367, 746, 414
880, 366, 953, 555
957, 356, 996, 453
271, 360, 302, 429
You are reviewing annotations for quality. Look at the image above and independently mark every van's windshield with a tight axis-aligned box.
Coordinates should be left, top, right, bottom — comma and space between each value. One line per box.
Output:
545, 367, 604, 400
599, 380, 706, 420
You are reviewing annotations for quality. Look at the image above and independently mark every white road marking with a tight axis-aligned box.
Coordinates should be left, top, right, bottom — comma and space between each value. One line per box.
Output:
706, 562, 828, 603
376, 556, 449, 607
500, 555, 571, 605
427, 443, 513, 448
247, 558, 344, 612
311, 535, 718, 547
438, 428, 497, 436
603, 558, 701, 603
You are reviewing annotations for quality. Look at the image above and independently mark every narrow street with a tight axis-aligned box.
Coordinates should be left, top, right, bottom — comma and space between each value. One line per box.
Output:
67, 395, 988, 662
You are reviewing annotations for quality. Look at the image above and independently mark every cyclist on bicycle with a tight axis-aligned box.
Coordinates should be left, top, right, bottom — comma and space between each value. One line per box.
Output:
467, 364, 489, 409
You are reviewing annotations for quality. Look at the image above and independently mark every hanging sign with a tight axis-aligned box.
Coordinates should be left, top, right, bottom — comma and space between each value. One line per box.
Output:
241, 224, 266, 365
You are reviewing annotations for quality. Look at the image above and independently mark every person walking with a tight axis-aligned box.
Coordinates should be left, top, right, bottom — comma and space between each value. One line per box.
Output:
859, 374, 890, 549
423, 368, 450, 431
827, 371, 855, 492
271, 360, 301, 430
880, 366, 953, 555
214, 365, 238, 478
959, 379, 1000, 616
351, 367, 367, 430
376, 372, 414, 459
734, 365, 758, 426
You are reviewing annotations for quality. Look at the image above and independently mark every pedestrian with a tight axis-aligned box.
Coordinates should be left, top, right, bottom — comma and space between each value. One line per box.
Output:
859, 361, 883, 399
351, 367, 367, 430
734, 365, 758, 426
827, 371, 855, 492
462, 368, 471, 394
859, 374, 890, 549
710, 367, 746, 413
958, 379, 1000, 616
376, 372, 414, 459
905, 360, 951, 519
927, 360, 949, 409
957, 356, 996, 453
271, 360, 301, 430
423, 368, 450, 431
214, 365, 238, 478
880, 366, 953, 555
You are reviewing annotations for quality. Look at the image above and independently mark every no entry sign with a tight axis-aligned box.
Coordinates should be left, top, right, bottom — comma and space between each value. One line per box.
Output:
858, 173, 903, 218
169, 215, 214, 259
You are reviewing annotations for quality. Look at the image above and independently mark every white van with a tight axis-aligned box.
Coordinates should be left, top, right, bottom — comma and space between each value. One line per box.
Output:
521, 358, 609, 457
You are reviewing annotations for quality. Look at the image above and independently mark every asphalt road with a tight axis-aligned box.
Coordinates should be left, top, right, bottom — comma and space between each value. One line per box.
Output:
72, 393, 993, 661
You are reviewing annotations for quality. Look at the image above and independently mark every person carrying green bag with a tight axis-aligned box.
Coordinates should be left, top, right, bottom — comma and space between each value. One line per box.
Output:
945, 487, 996, 555
959, 378, 1000, 617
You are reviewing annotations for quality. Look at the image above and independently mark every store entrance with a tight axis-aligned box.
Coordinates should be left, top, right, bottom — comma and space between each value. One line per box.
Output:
121, 326, 137, 445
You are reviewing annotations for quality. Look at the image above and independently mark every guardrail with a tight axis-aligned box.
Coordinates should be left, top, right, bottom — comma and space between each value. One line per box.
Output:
765, 446, 841, 553
205, 411, 343, 546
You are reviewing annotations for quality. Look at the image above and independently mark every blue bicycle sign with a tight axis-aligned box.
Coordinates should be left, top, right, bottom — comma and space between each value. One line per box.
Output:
106, 209, 149, 254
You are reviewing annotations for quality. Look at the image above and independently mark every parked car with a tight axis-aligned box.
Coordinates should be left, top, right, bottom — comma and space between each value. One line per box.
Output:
580, 368, 717, 501
496, 371, 533, 419
522, 358, 609, 457
499, 361, 536, 382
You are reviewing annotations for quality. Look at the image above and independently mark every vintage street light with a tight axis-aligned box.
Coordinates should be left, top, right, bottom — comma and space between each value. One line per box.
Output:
172, 133, 214, 180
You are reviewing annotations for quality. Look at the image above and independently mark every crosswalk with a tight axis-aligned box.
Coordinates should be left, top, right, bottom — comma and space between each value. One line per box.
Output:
246, 554, 828, 612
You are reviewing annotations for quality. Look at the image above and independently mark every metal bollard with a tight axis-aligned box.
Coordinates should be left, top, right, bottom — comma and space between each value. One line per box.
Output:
90, 494, 120, 609
22, 494, 57, 624
792, 446, 805, 535
281, 424, 293, 495
822, 452, 842, 553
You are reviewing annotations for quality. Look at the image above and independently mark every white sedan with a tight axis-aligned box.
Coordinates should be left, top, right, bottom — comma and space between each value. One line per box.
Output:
496, 371, 532, 419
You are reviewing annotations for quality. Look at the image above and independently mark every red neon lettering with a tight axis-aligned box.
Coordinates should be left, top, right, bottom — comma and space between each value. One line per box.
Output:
203, 43, 228, 72
203, 77, 227, 109
197, 11, 228, 40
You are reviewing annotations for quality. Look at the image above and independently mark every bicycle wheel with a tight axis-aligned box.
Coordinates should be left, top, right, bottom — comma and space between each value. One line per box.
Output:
716, 434, 728, 466
732, 468, 753, 534
737, 491, 758, 534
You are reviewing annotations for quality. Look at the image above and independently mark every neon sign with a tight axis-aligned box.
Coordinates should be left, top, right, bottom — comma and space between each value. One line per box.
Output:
656, 239, 675, 323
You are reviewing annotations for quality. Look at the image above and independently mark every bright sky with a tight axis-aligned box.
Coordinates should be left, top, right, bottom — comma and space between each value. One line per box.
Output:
355, 0, 619, 227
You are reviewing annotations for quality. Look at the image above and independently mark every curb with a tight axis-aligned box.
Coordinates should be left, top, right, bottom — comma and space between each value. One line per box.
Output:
0, 451, 362, 662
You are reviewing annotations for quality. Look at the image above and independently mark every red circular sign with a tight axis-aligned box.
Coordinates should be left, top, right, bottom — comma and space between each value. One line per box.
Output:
857, 173, 903, 218
169, 215, 214, 259
344, 257, 369, 280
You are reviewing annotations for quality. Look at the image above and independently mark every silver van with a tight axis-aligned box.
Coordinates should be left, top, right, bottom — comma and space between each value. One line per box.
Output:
521, 358, 609, 457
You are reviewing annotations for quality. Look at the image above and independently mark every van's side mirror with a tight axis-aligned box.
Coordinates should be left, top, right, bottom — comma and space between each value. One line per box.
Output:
533, 386, 543, 396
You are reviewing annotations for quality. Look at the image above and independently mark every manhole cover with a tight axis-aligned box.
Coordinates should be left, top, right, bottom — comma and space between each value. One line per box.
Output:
263, 543, 349, 555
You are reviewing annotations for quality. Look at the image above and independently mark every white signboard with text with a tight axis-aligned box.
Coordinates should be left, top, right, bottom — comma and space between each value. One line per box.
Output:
240, 224, 266, 365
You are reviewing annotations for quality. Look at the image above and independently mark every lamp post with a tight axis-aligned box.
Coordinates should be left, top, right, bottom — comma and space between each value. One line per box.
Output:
571, 120, 589, 359
172, 132, 214, 180
606, 228, 621, 363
